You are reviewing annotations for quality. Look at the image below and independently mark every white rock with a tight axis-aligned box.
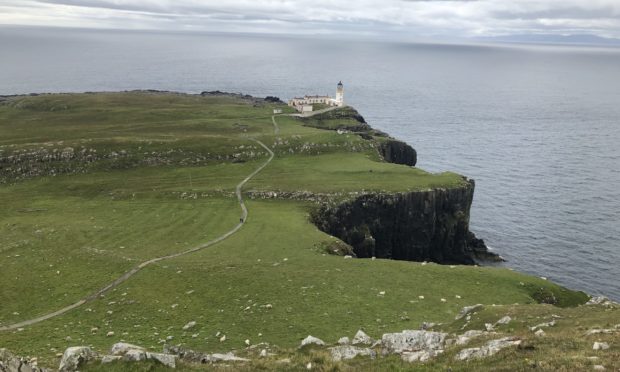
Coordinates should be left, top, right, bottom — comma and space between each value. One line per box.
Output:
381, 330, 447, 354
455, 337, 521, 361
530, 320, 556, 331
101, 355, 122, 364
123, 349, 147, 362
343, 255, 352, 259
456, 330, 484, 345
495, 316, 512, 325
300, 335, 325, 347
245, 339, 251, 346
401, 349, 443, 363
485, 323, 495, 331
352, 330, 373, 345
328, 345, 376, 361
593, 342, 610, 351
585, 328, 616, 336
593, 365, 606, 371
146, 352, 176, 368
260, 349, 267, 357
182, 321, 196, 330
306, 362, 312, 369
209, 352, 250, 362
110, 342, 145, 356
535, 329, 546, 337
219, 335, 226, 342
455, 304, 484, 320
106, 331, 114, 337
58, 346, 97, 372
337, 337, 350, 345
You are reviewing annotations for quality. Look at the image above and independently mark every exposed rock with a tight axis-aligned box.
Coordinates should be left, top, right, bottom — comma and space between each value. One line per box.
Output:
110, 342, 145, 356
587, 296, 618, 307
593, 342, 610, 351
182, 321, 197, 330
123, 349, 147, 362
593, 365, 606, 371
311, 182, 496, 264
300, 335, 325, 347
455, 337, 521, 361
585, 328, 617, 336
535, 329, 546, 337
101, 355, 122, 364
58, 347, 97, 372
146, 352, 176, 368
381, 330, 447, 354
352, 330, 373, 345
456, 330, 485, 345
328, 346, 376, 361
401, 349, 443, 363
337, 337, 350, 345
456, 304, 484, 320
0, 349, 49, 372
378, 140, 417, 166
530, 320, 556, 331
208, 353, 250, 362
495, 316, 512, 325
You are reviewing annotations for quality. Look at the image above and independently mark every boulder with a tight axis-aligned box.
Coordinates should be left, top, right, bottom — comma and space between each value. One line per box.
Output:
300, 335, 325, 347
110, 342, 145, 356
123, 349, 147, 362
101, 355, 122, 364
529, 320, 556, 331
0, 349, 49, 372
352, 330, 373, 345
401, 349, 443, 363
455, 304, 484, 320
58, 347, 97, 372
381, 330, 447, 354
455, 337, 521, 361
146, 352, 176, 368
328, 346, 376, 361
593, 342, 610, 351
208, 353, 250, 362
337, 337, 350, 345
182, 321, 196, 331
495, 316, 511, 325
535, 329, 546, 337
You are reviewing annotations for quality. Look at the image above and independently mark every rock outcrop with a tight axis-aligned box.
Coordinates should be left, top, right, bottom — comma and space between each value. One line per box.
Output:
58, 347, 97, 372
311, 180, 499, 264
0, 349, 48, 372
378, 140, 417, 166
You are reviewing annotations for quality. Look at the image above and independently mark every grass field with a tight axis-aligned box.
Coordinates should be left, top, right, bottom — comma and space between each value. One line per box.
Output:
1, 92, 615, 371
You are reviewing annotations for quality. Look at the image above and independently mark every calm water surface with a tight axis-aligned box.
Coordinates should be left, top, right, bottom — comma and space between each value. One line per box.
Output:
1, 27, 619, 299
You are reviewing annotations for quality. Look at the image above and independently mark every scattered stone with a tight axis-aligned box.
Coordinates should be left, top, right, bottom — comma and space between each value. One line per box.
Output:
535, 329, 546, 337
455, 337, 521, 361
209, 353, 250, 362
401, 349, 443, 363
328, 345, 376, 361
485, 323, 495, 332
586, 296, 617, 307
337, 337, 350, 345
420, 322, 435, 330
593, 365, 606, 371
182, 321, 196, 330
123, 349, 146, 362
58, 346, 97, 372
0, 349, 48, 372
245, 339, 251, 346
260, 349, 267, 358
110, 342, 145, 356
219, 335, 226, 342
106, 331, 114, 337
300, 335, 325, 347
352, 330, 373, 345
455, 304, 484, 320
101, 355, 122, 364
381, 330, 447, 354
530, 320, 556, 331
456, 330, 485, 345
585, 328, 617, 336
593, 342, 610, 351
495, 316, 512, 325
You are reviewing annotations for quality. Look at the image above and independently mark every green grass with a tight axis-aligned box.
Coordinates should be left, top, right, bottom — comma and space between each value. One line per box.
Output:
0, 92, 600, 371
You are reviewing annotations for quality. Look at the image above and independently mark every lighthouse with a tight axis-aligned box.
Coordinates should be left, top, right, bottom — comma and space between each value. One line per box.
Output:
335, 81, 344, 106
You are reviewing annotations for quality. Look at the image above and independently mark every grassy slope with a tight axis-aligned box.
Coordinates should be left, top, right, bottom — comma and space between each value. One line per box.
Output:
0, 92, 611, 371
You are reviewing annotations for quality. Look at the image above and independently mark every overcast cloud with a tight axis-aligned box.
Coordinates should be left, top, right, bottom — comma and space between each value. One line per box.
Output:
1, 0, 620, 39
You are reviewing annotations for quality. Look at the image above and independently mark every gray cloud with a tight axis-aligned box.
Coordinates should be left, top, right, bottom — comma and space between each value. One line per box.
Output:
1, 0, 619, 39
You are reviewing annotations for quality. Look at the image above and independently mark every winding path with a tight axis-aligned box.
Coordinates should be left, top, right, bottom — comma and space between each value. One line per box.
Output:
0, 139, 275, 332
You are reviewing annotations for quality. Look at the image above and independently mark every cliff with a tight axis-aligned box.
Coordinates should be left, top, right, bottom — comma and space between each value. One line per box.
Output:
311, 178, 499, 265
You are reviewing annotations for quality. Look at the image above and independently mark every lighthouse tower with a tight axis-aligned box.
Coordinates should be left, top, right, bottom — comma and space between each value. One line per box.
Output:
335, 81, 344, 106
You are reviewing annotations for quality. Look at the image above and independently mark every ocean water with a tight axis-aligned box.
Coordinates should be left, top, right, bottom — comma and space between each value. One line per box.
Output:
1, 26, 619, 300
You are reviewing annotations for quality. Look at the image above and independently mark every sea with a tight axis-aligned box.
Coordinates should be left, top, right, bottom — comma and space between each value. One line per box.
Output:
1, 26, 619, 300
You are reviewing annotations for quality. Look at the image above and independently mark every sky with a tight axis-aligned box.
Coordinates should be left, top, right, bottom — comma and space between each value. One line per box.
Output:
1, 0, 620, 40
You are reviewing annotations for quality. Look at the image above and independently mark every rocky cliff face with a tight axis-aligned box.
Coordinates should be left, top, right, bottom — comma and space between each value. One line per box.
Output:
311, 180, 499, 264
378, 140, 417, 167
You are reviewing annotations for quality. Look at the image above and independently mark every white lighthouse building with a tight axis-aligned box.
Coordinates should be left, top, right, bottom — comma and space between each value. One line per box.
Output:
288, 82, 345, 112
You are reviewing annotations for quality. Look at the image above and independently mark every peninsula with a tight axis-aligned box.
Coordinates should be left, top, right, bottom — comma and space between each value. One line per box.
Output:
0, 91, 617, 371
